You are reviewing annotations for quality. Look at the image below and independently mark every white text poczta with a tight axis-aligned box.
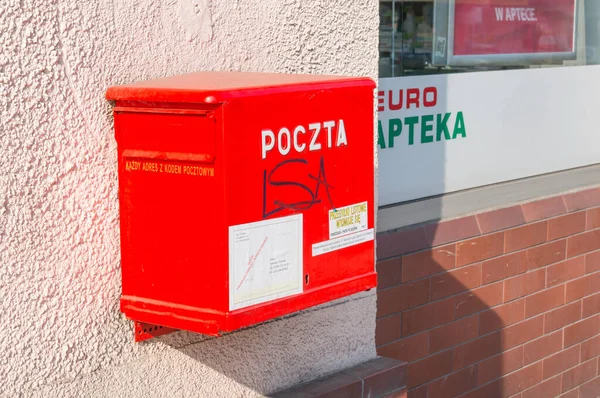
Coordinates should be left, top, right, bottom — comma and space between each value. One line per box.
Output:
261, 119, 348, 159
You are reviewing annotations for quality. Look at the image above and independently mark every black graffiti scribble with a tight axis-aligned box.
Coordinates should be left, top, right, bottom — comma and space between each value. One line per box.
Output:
262, 156, 336, 219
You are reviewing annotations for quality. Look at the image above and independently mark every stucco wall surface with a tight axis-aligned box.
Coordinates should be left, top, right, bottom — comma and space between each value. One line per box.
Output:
0, 1, 378, 397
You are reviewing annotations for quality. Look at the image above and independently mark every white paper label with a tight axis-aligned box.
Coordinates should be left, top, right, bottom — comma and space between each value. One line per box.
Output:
435, 36, 447, 57
312, 229, 374, 257
329, 201, 368, 240
229, 214, 303, 311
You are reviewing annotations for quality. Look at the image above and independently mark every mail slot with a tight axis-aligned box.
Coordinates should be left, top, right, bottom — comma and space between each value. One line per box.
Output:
106, 71, 377, 338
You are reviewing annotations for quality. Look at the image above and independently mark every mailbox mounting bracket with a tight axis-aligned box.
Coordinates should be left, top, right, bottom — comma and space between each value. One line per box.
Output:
134, 321, 177, 342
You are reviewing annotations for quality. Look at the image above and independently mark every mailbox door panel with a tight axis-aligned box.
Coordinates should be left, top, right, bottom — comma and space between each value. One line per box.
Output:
115, 109, 228, 311
223, 86, 375, 312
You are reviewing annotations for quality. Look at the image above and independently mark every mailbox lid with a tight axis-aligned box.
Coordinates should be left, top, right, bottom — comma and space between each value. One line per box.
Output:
105, 71, 375, 104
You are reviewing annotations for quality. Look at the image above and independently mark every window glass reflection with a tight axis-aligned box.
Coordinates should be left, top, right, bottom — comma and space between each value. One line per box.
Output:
379, 0, 596, 78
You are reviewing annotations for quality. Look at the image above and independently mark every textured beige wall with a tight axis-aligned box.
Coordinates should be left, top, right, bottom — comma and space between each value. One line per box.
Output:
0, 1, 379, 397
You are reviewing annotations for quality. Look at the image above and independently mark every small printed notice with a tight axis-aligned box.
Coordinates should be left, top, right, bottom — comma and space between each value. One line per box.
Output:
229, 214, 303, 311
435, 36, 447, 57
312, 229, 374, 257
124, 159, 215, 178
329, 201, 368, 239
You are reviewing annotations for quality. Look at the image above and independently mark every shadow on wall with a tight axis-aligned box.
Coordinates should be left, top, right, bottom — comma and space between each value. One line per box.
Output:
137, 285, 376, 396
375, 77, 505, 397
376, 217, 506, 397
375, 186, 600, 398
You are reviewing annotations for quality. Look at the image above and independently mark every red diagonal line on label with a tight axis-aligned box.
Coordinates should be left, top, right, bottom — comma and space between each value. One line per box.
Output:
237, 236, 269, 290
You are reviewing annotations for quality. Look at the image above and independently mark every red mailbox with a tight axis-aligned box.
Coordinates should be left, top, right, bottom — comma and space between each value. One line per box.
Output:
106, 71, 376, 339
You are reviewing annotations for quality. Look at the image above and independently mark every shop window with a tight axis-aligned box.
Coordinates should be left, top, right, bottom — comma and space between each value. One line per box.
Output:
379, 0, 598, 78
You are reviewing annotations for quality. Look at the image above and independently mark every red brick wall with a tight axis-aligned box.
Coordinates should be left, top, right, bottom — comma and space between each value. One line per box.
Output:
376, 187, 600, 398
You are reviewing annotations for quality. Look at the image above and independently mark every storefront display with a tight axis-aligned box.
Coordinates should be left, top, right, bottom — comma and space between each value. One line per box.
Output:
379, 1, 436, 76
378, 0, 600, 207
439, 0, 577, 66
380, 0, 580, 77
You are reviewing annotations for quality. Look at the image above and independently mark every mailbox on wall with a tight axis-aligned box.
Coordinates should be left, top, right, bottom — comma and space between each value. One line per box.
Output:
106, 71, 376, 340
